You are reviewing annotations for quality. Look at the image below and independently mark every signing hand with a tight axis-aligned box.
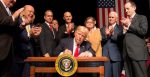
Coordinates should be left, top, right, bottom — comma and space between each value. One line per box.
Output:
63, 49, 72, 55
78, 51, 93, 57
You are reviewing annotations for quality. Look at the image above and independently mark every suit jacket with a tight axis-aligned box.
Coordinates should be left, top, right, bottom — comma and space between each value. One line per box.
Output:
56, 24, 76, 42
39, 22, 57, 56
0, 1, 17, 61
14, 23, 35, 61
54, 38, 95, 57
123, 14, 149, 60
101, 24, 123, 61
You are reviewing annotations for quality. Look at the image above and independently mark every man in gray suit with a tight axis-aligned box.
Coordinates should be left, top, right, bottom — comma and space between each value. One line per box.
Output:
121, 1, 149, 77
101, 11, 123, 77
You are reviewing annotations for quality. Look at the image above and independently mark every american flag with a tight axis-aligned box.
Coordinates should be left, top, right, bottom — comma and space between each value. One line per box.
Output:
97, 0, 129, 27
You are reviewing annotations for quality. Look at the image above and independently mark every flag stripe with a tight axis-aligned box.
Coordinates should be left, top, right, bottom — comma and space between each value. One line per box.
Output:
117, 0, 121, 24
105, 8, 108, 26
121, 0, 125, 18
102, 8, 105, 26
115, 0, 119, 24
97, 8, 100, 27
99, 8, 103, 27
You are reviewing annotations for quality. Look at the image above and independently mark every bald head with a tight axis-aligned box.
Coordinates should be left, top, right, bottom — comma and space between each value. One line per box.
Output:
24, 5, 34, 11
63, 11, 72, 23
22, 5, 35, 15
64, 11, 71, 15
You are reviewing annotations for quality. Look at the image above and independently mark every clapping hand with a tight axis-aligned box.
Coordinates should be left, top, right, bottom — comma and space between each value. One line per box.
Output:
66, 23, 74, 34
120, 17, 131, 27
105, 26, 114, 36
30, 25, 42, 37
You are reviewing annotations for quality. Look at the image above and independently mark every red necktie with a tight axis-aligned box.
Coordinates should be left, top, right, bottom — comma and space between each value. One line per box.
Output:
49, 24, 55, 38
74, 44, 79, 57
49, 25, 53, 31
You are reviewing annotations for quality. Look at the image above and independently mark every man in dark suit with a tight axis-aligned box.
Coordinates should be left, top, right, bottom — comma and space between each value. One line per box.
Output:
39, 10, 57, 57
13, 5, 38, 77
121, 1, 149, 77
55, 25, 95, 57
0, 0, 25, 77
15, 5, 35, 59
101, 11, 123, 77
56, 11, 76, 42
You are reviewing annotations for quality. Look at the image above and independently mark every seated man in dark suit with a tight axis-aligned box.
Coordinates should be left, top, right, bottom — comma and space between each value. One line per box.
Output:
55, 26, 96, 77
55, 25, 95, 57
55, 25, 95, 76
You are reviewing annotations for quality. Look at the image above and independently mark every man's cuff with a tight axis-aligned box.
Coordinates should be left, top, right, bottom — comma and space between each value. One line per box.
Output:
59, 52, 64, 56
12, 16, 15, 22
127, 22, 131, 30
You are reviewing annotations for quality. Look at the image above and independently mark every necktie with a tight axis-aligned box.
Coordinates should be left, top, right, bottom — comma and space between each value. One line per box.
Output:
49, 25, 53, 31
49, 25, 55, 39
25, 25, 31, 37
74, 44, 79, 57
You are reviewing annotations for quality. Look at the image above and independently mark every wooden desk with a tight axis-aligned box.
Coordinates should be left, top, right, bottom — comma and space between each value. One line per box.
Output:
25, 57, 109, 77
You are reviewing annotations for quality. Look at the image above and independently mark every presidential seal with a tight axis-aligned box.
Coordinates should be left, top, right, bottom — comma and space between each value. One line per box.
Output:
55, 54, 78, 76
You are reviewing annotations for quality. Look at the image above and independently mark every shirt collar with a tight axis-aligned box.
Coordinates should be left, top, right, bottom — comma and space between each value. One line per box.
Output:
45, 21, 50, 26
65, 23, 68, 27
21, 16, 25, 22
109, 23, 116, 28
130, 13, 136, 19
73, 38, 77, 46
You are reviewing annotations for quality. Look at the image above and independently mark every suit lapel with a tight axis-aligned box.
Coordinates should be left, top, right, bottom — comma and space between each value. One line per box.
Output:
44, 23, 55, 38
114, 24, 118, 34
79, 42, 86, 54
70, 38, 73, 52
131, 14, 138, 24
62, 24, 67, 33
0, 1, 9, 16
